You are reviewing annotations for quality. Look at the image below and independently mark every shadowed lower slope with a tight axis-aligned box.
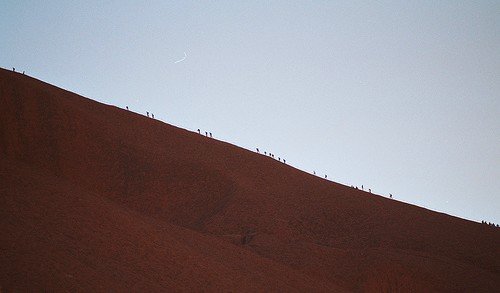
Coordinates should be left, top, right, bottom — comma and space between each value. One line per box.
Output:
1, 68, 499, 292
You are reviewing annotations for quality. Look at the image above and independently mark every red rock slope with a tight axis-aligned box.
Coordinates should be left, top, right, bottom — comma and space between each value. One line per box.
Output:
1, 67, 499, 292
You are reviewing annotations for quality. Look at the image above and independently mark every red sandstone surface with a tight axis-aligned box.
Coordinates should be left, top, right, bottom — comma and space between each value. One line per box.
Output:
1, 67, 499, 292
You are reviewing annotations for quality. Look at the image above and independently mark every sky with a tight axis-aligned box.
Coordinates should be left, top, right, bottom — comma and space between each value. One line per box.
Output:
1, 1, 499, 224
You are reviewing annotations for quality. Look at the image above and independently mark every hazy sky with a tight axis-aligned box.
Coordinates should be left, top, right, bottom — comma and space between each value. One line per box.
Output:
2, 1, 499, 224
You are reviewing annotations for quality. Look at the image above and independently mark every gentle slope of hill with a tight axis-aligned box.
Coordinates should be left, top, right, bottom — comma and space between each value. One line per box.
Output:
1, 68, 499, 291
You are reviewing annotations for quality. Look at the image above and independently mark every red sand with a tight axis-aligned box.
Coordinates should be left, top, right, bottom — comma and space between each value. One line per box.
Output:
1, 67, 499, 292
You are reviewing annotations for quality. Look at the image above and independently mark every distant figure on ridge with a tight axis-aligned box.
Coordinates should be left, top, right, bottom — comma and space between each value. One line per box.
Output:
389, 193, 393, 199
325, 175, 327, 179
361, 185, 364, 190
12, 67, 15, 72
313, 171, 316, 175
205, 131, 208, 136
256, 148, 259, 153
369, 188, 371, 193
147, 111, 149, 117
197, 129, 201, 134
126, 106, 129, 110
283, 159, 286, 164
152, 113, 154, 119
22, 71, 25, 74
209, 132, 212, 138
264, 151, 267, 155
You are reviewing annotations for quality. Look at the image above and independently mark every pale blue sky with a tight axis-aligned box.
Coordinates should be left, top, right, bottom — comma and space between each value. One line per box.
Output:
2, 1, 499, 224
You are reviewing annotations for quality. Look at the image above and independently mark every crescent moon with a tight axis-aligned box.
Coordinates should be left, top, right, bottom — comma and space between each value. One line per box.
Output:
174, 52, 187, 63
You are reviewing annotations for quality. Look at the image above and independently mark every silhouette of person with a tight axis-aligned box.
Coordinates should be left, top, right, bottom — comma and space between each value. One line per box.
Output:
12, 67, 15, 72
264, 151, 267, 155
389, 193, 393, 199
369, 188, 371, 193
209, 132, 212, 138
325, 175, 327, 179
147, 111, 149, 117
313, 171, 316, 175
205, 131, 208, 136
256, 148, 260, 153
362, 185, 364, 190
197, 129, 201, 134
22, 71, 25, 74
152, 113, 154, 119
283, 159, 286, 164
126, 106, 129, 110
278, 157, 281, 161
